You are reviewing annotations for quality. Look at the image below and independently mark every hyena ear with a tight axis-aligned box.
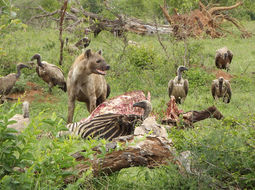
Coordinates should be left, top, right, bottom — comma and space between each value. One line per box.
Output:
98, 50, 102, 55
85, 49, 92, 58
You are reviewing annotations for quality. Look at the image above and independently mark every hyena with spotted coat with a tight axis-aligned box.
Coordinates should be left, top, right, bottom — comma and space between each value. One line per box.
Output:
67, 49, 110, 123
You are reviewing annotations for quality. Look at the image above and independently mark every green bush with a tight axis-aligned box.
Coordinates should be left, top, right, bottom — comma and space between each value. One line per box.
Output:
185, 67, 214, 92
126, 45, 156, 70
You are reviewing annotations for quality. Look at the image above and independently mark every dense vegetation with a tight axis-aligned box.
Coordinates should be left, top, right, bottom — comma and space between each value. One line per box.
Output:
0, 0, 255, 189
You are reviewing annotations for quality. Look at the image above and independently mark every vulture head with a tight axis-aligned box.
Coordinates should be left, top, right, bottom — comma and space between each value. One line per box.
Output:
177, 66, 188, 81
218, 77, 224, 84
17, 63, 30, 70
16, 63, 31, 78
177, 66, 188, 73
31, 54, 42, 67
133, 100, 152, 120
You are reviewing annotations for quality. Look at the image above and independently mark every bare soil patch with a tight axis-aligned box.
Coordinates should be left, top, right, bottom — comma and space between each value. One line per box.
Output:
8, 82, 58, 103
213, 70, 234, 80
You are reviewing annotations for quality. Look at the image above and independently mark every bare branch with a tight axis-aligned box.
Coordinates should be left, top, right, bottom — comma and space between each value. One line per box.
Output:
59, 0, 68, 65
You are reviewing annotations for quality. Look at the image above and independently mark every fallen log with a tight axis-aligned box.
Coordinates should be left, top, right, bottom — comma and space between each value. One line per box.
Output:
64, 135, 178, 184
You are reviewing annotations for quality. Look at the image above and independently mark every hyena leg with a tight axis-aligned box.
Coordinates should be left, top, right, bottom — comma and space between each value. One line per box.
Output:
68, 95, 76, 123
96, 95, 106, 107
88, 96, 97, 113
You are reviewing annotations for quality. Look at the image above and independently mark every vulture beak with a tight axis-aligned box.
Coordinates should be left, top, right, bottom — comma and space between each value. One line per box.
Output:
133, 101, 146, 109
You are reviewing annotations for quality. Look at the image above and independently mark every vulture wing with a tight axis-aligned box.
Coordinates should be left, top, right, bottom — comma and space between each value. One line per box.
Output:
0, 74, 17, 95
215, 52, 221, 68
225, 81, 232, 103
168, 80, 174, 98
43, 63, 65, 82
211, 81, 216, 99
184, 79, 189, 96
228, 50, 233, 64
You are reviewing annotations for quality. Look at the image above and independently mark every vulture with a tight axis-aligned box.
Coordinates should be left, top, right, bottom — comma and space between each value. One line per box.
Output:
168, 66, 189, 104
58, 100, 152, 141
211, 77, 232, 103
65, 37, 91, 54
74, 37, 90, 49
31, 54, 66, 93
8, 101, 30, 133
215, 47, 233, 71
0, 63, 30, 103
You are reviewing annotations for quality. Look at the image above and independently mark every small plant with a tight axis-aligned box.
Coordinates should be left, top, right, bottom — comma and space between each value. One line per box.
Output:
126, 45, 156, 70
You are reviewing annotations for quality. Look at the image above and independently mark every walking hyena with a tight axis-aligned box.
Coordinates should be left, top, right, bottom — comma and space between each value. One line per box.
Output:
67, 49, 110, 123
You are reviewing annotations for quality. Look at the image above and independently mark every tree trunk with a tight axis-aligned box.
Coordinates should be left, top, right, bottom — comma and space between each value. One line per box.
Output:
59, 0, 68, 65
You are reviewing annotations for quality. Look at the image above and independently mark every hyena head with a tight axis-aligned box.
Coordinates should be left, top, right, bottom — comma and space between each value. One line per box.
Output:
84, 49, 110, 75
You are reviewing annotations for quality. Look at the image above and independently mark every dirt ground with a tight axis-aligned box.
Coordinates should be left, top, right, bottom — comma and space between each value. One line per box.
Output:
213, 70, 234, 80
8, 82, 58, 103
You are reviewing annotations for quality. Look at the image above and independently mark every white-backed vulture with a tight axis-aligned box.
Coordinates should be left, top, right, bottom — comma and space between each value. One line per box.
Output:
211, 77, 232, 103
8, 101, 30, 133
0, 63, 30, 103
65, 37, 91, 54
168, 66, 189, 104
74, 37, 90, 49
31, 54, 66, 93
215, 47, 233, 71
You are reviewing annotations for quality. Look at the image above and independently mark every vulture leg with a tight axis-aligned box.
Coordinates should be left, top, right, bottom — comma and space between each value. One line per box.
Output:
48, 82, 54, 93
176, 97, 181, 104
211, 84, 216, 100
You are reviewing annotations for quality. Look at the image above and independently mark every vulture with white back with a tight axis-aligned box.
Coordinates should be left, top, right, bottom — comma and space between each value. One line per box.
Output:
31, 54, 66, 93
215, 47, 233, 71
168, 66, 189, 104
211, 77, 232, 103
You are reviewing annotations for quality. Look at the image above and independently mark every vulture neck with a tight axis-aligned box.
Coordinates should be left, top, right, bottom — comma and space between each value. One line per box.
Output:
219, 80, 223, 94
36, 56, 43, 67
16, 66, 22, 79
177, 70, 182, 82
143, 105, 152, 120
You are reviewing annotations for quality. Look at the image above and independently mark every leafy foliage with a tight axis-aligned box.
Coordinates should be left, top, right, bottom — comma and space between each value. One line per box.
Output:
185, 67, 214, 92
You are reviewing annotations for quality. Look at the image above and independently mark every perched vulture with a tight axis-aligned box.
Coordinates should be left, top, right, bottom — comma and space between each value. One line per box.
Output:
215, 47, 233, 71
0, 63, 30, 103
31, 54, 66, 93
211, 77, 232, 103
168, 66, 189, 104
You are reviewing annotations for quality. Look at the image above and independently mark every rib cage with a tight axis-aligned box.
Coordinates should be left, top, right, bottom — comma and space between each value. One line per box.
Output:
64, 113, 142, 141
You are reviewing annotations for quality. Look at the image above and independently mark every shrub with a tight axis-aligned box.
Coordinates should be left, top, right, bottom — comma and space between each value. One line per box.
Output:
126, 45, 156, 70
185, 67, 214, 92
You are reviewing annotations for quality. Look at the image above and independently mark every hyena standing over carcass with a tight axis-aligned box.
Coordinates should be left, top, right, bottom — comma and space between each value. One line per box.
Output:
67, 49, 110, 123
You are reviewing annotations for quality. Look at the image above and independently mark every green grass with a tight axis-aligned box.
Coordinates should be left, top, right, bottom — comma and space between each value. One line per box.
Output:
0, 21, 255, 189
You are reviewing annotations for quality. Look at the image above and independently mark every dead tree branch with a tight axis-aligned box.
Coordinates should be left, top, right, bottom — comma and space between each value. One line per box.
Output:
161, 1, 251, 39
59, 0, 68, 65
64, 135, 179, 184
